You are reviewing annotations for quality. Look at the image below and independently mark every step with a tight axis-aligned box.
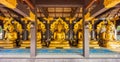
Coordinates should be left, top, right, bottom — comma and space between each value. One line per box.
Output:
20, 46, 42, 49
50, 44, 70, 47
3, 46, 15, 49
50, 41, 69, 44
49, 46, 70, 49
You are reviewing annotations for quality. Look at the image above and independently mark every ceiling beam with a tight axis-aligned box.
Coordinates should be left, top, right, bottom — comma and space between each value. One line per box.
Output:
0, 0, 35, 20
37, 5, 82, 8
0, 4, 4, 7
70, 7, 80, 17
88, 0, 120, 20
36, 0, 83, 7
23, 0, 35, 9
38, 12, 82, 14
39, 8, 48, 17
0, 7, 11, 17
13, 0, 30, 17
90, 0, 107, 17
114, 4, 120, 8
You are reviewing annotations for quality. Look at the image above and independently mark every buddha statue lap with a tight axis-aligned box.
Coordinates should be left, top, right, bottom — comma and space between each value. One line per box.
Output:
49, 18, 70, 49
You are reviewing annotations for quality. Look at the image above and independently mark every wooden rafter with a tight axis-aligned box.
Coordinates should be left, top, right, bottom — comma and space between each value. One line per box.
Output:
70, 7, 80, 17
36, 0, 83, 7
39, 7, 48, 17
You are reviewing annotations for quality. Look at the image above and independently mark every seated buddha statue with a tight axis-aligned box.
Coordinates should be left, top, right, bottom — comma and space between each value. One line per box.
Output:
75, 22, 99, 48
49, 20, 70, 49
102, 23, 120, 49
20, 20, 45, 48
77, 29, 83, 48
52, 23, 66, 43
5, 25, 17, 41
3, 25, 17, 48
20, 21, 31, 48
35, 23, 44, 48
77, 29, 100, 48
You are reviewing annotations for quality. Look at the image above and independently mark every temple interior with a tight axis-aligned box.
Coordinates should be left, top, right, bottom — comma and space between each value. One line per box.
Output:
0, 0, 120, 57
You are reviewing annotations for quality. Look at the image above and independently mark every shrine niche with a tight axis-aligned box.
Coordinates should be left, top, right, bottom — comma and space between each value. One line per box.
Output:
73, 20, 100, 48
49, 17, 70, 49
20, 19, 46, 49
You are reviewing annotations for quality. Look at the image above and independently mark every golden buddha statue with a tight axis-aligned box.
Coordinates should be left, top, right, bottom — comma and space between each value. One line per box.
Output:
4, 25, 17, 41
77, 29, 83, 48
36, 19, 46, 48
3, 25, 17, 48
52, 23, 66, 43
20, 19, 46, 48
0, 18, 18, 48
74, 20, 100, 48
102, 21, 120, 49
20, 21, 31, 48
49, 18, 70, 49
78, 29, 83, 41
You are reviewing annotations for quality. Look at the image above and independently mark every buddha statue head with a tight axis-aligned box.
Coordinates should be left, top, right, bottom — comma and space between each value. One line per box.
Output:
106, 21, 114, 31
106, 24, 112, 31
57, 21, 64, 32
50, 18, 69, 33
8, 25, 14, 32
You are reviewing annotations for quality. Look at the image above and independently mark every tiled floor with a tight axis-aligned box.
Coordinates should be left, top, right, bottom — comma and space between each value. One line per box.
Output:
0, 48, 119, 55
1, 59, 120, 62
0, 48, 120, 58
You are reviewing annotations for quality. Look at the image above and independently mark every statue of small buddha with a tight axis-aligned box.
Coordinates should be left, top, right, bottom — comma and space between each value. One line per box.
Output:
3, 25, 17, 48
102, 22, 120, 49
74, 21, 100, 48
77, 29, 83, 48
20, 19, 45, 48
78, 29, 83, 41
49, 18, 70, 49
5, 25, 17, 41
35, 23, 43, 48
52, 23, 66, 43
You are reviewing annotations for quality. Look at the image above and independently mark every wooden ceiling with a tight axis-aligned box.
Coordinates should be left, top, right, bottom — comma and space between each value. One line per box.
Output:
35, 0, 83, 18
0, 7, 18, 18
98, 4, 120, 19
0, 0, 119, 20
37, 7, 82, 18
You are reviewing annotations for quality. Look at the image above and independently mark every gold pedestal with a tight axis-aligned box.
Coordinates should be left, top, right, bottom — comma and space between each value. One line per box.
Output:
20, 40, 42, 49
0, 40, 16, 48
77, 40, 100, 49
103, 40, 120, 49
49, 41, 70, 49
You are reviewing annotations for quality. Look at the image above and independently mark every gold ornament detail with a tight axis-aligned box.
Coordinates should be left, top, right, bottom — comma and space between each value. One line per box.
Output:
73, 19, 83, 34
104, 0, 120, 8
65, 17, 76, 24
0, 0, 17, 9
37, 19, 46, 33
50, 17, 69, 33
